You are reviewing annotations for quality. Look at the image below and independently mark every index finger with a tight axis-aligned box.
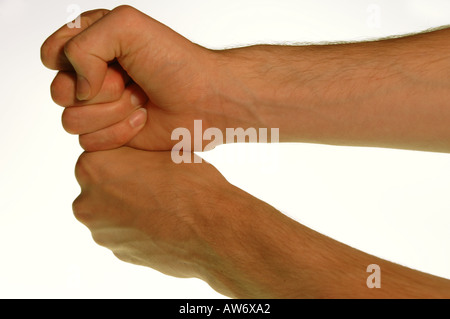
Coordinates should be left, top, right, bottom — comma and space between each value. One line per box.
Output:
40, 9, 110, 71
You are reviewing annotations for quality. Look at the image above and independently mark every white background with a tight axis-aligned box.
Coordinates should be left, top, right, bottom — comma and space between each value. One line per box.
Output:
0, 0, 449, 298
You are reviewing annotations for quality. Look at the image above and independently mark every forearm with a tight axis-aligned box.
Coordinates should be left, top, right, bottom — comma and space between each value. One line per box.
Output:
206, 193, 450, 298
213, 27, 450, 152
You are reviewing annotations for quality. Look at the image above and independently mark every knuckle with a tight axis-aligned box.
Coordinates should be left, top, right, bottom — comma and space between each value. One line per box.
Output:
79, 134, 102, 152
72, 194, 92, 224
50, 72, 75, 106
74, 153, 88, 184
113, 5, 138, 16
40, 40, 52, 67
112, 251, 132, 264
107, 76, 125, 101
50, 77, 64, 106
41, 37, 60, 69
111, 5, 143, 27
91, 232, 109, 248
61, 107, 80, 134
63, 38, 81, 61
74, 152, 98, 184
79, 126, 128, 152
78, 135, 90, 151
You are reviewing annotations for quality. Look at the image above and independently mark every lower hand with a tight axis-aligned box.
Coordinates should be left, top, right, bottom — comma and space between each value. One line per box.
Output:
73, 147, 283, 297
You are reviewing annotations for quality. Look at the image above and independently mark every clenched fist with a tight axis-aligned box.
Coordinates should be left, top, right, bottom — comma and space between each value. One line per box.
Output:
41, 6, 259, 152
72, 147, 300, 298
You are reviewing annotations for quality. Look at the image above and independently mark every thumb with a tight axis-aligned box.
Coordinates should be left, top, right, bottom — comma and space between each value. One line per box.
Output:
64, 5, 185, 101
63, 6, 131, 100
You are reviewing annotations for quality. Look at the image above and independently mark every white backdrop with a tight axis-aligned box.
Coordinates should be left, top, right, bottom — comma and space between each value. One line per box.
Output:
0, 0, 449, 298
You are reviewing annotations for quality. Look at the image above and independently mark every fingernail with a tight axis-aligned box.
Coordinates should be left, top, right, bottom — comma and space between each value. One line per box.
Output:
76, 75, 90, 101
129, 108, 147, 128
130, 91, 146, 107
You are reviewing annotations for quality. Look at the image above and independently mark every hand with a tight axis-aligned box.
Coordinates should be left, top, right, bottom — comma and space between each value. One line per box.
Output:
72, 147, 286, 298
72, 148, 229, 274
42, 9, 450, 153
73, 147, 229, 282
41, 6, 257, 152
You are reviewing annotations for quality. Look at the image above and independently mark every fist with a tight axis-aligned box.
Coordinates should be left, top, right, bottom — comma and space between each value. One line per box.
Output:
73, 147, 234, 280
41, 6, 225, 151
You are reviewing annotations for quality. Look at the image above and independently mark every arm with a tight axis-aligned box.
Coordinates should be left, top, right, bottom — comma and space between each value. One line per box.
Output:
42, 6, 450, 153
73, 148, 450, 298
218, 195, 450, 298
212, 27, 450, 153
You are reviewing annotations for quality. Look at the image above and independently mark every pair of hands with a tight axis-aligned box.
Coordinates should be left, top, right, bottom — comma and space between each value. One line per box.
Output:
41, 6, 274, 298
42, 6, 450, 298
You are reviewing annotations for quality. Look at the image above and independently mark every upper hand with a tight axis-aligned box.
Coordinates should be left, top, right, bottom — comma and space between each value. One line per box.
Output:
41, 6, 228, 151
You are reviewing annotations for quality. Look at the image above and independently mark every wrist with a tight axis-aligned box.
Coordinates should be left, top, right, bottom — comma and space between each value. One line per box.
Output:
198, 187, 320, 298
208, 48, 273, 131
211, 45, 354, 143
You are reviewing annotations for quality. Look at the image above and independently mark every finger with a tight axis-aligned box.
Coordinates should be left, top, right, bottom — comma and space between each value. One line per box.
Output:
62, 84, 148, 134
51, 63, 131, 106
79, 108, 148, 151
41, 9, 110, 71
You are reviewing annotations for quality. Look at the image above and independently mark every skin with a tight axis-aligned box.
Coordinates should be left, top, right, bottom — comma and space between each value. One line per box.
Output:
41, 6, 450, 298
